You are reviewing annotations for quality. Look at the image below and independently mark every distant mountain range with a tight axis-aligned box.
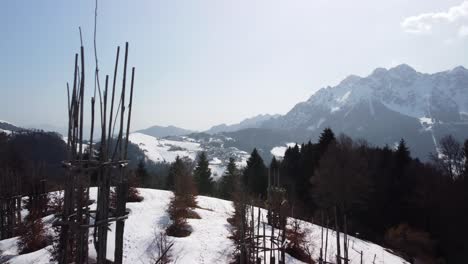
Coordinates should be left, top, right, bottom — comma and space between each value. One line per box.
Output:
137, 64, 468, 161
136, 125, 194, 138
5, 64, 467, 163
259, 64, 468, 159
205, 114, 280, 134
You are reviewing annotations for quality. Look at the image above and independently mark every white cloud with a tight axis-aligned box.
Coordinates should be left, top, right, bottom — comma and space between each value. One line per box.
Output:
401, 1, 468, 36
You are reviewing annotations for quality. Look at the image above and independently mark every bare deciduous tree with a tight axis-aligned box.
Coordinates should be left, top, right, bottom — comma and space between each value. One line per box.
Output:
431, 135, 464, 179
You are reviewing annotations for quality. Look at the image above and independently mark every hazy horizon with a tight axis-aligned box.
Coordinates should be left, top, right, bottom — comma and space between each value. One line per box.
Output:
2, 0, 468, 131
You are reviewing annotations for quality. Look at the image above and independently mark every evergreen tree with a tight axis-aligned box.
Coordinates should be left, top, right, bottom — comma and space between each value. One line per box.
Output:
464, 139, 468, 178
166, 156, 198, 237
395, 139, 411, 175
193, 152, 213, 195
317, 128, 336, 155
136, 159, 149, 187
166, 156, 187, 190
219, 157, 239, 199
281, 144, 300, 194
242, 148, 268, 197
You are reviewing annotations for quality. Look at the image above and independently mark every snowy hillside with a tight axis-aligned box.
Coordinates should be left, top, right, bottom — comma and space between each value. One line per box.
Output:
271, 143, 298, 159
129, 133, 250, 179
0, 188, 408, 264
0, 120, 23, 135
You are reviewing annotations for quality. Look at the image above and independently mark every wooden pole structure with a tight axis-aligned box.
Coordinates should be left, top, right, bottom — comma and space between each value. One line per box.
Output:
335, 206, 342, 264
56, 40, 135, 264
114, 41, 129, 264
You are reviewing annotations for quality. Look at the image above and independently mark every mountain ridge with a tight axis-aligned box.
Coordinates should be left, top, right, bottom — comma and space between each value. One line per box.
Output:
136, 125, 194, 138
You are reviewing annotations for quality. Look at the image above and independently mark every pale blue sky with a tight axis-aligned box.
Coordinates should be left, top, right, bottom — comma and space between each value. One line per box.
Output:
1, 0, 467, 131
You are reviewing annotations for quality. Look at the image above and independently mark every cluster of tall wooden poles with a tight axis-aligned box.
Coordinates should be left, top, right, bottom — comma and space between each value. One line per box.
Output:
0, 169, 22, 240
238, 167, 288, 264
55, 41, 135, 264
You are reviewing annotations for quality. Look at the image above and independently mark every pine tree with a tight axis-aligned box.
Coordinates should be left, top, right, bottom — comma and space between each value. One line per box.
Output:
464, 139, 468, 178
395, 138, 411, 174
318, 128, 336, 155
166, 156, 198, 237
219, 157, 239, 200
166, 156, 186, 190
136, 159, 149, 187
193, 152, 213, 195
242, 148, 268, 197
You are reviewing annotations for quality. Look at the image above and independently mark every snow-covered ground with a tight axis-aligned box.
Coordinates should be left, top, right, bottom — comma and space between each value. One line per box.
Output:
0, 128, 12, 135
271, 143, 298, 159
0, 188, 408, 264
130, 132, 202, 163
129, 133, 250, 180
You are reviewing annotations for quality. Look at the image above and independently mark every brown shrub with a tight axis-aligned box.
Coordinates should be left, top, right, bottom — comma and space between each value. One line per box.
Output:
385, 223, 438, 263
17, 211, 47, 254
286, 219, 314, 263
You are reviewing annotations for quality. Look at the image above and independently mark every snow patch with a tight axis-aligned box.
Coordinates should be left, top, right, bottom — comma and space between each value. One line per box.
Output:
0, 129, 11, 135
271, 143, 299, 159
331, 107, 341, 113
338, 91, 351, 103
271, 146, 288, 158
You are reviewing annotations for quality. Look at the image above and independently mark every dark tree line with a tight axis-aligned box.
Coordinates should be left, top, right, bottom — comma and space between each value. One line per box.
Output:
238, 128, 468, 263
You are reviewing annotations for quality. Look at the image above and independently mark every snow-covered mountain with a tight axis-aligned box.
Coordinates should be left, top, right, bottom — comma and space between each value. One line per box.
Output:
136, 125, 194, 138
205, 114, 280, 134
130, 65, 468, 162
282, 64, 467, 125
0, 188, 408, 264
263, 64, 468, 159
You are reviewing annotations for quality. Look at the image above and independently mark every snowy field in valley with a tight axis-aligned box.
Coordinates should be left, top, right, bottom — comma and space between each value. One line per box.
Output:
0, 188, 408, 264
129, 133, 250, 180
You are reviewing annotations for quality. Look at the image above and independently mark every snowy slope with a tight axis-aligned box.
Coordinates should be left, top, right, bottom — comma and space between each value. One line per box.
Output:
0, 120, 23, 135
129, 132, 202, 163
129, 133, 250, 179
271, 143, 298, 159
1, 189, 408, 264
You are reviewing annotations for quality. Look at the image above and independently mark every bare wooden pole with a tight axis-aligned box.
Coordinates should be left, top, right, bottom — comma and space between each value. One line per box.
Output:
107, 46, 120, 153
114, 41, 129, 264
78, 45, 85, 159
320, 211, 324, 264
335, 206, 342, 264
96, 75, 109, 264
325, 213, 329, 263
89, 96, 96, 158
124, 67, 135, 156
344, 213, 349, 264
262, 219, 266, 263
